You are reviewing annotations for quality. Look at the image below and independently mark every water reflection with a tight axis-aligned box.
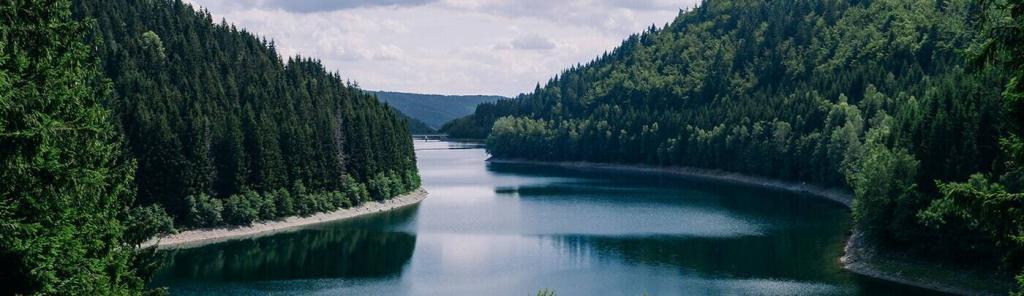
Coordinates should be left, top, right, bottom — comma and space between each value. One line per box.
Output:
152, 206, 419, 284
150, 141, 946, 295
546, 233, 847, 281
488, 165, 852, 281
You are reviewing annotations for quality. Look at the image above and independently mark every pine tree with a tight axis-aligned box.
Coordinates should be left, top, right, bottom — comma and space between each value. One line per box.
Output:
0, 0, 144, 293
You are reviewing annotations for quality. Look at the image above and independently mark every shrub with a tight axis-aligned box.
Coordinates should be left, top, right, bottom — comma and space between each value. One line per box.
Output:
342, 175, 370, 205
403, 169, 421, 192
249, 191, 277, 220
368, 172, 404, 201
223, 194, 259, 226
273, 188, 295, 217
340, 192, 354, 209
307, 192, 325, 213
294, 192, 312, 216
186, 194, 223, 228
126, 204, 175, 245
329, 191, 349, 209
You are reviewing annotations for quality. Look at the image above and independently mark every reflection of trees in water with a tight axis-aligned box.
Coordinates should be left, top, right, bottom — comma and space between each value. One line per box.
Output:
547, 234, 945, 295
495, 176, 854, 282
548, 232, 848, 282
155, 209, 419, 282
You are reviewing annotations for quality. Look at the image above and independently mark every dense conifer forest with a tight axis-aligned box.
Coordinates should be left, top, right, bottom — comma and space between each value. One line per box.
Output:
2, 0, 420, 293
446, 0, 1024, 286
72, 0, 421, 230
5, 0, 1024, 294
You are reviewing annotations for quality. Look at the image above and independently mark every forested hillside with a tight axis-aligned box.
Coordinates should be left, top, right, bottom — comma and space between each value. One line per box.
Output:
375, 91, 505, 129
447, 0, 1024, 284
395, 108, 437, 134
71, 0, 420, 230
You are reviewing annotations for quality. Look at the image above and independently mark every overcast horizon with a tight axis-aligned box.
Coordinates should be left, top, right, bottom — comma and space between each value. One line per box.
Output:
182, 0, 700, 97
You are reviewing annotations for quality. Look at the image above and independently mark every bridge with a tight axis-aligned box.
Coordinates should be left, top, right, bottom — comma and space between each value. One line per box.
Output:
412, 134, 448, 141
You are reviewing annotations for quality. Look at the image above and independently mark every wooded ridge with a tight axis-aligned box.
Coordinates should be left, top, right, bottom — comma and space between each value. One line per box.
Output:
446, 0, 1024, 291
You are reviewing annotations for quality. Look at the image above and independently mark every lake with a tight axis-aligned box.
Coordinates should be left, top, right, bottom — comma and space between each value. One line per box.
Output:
150, 141, 943, 295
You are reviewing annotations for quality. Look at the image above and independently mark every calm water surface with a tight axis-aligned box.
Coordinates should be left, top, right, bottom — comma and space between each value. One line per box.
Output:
151, 141, 943, 295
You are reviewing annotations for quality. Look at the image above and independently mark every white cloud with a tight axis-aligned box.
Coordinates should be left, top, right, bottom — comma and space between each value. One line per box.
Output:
374, 44, 406, 61
183, 0, 701, 96
510, 33, 556, 50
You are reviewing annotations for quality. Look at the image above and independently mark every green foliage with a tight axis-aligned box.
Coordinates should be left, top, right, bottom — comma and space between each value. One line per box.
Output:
139, 31, 165, 60
343, 175, 371, 205
536, 289, 557, 296
326, 191, 344, 210
376, 91, 506, 129
126, 205, 175, 245
72, 0, 420, 228
368, 172, 406, 201
442, 100, 518, 139
1017, 274, 1024, 296
0, 0, 146, 293
922, 175, 1024, 266
486, 117, 557, 160
223, 194, 259, 226
845, 118, 921, 241
395, 108, 437, 134
250, 191, 277, 221
180, 184, 376, 226
0, 0, 422, 291
186, 194, 223, 228
918, 0, 1024, 289
272, 189, 295, 217
294, 193, 312, 217
450, 0, 1018, 278
403, 168, 422, 192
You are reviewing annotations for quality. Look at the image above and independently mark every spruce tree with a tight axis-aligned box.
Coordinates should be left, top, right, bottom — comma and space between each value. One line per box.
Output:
0, 0, 144, 294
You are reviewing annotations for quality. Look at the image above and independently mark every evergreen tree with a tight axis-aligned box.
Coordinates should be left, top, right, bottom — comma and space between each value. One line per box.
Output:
447, 0, 1021, 280
0, 0, 145, 293
72, 0, 420, 228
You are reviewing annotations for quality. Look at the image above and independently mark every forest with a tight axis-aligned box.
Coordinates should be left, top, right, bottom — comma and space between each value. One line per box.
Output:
73, 0, 420, 228
374, 91, 506, 130
445, 0, 1024, 288
2, 0, 420, 294
396, 109, 437, 134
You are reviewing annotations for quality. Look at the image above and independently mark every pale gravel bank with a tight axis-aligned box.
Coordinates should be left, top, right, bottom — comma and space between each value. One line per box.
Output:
142, 188, 428, 250
489, 158, 1011, 296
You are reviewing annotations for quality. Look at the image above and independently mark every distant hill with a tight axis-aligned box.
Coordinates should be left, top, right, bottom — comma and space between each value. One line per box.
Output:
373, 91, 505, 130
393, 108, 436, 134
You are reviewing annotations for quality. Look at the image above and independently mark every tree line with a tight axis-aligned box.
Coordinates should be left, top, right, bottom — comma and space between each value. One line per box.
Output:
445, 0, 1024, 289
2, 0, 420, 294
72, 0, 420, 231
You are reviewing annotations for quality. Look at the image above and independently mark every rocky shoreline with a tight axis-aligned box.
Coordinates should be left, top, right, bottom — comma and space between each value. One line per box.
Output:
141, 188, 428, 250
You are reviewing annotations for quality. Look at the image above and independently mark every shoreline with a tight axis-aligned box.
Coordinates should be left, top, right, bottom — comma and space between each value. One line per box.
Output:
488, 158, 853, 207
841, 229, 1010, 296
141, 188, 428, 250
488, 158, 1010, 295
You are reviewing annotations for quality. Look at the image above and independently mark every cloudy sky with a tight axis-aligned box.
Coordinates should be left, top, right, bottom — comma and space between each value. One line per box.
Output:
184, 0, 701, 97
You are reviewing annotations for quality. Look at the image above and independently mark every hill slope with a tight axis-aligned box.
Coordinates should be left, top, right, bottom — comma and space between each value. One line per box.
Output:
73, 0, 420, 228
445, 0, 1022, 288
394, 108, 436, 134
374, 91, 505, 129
